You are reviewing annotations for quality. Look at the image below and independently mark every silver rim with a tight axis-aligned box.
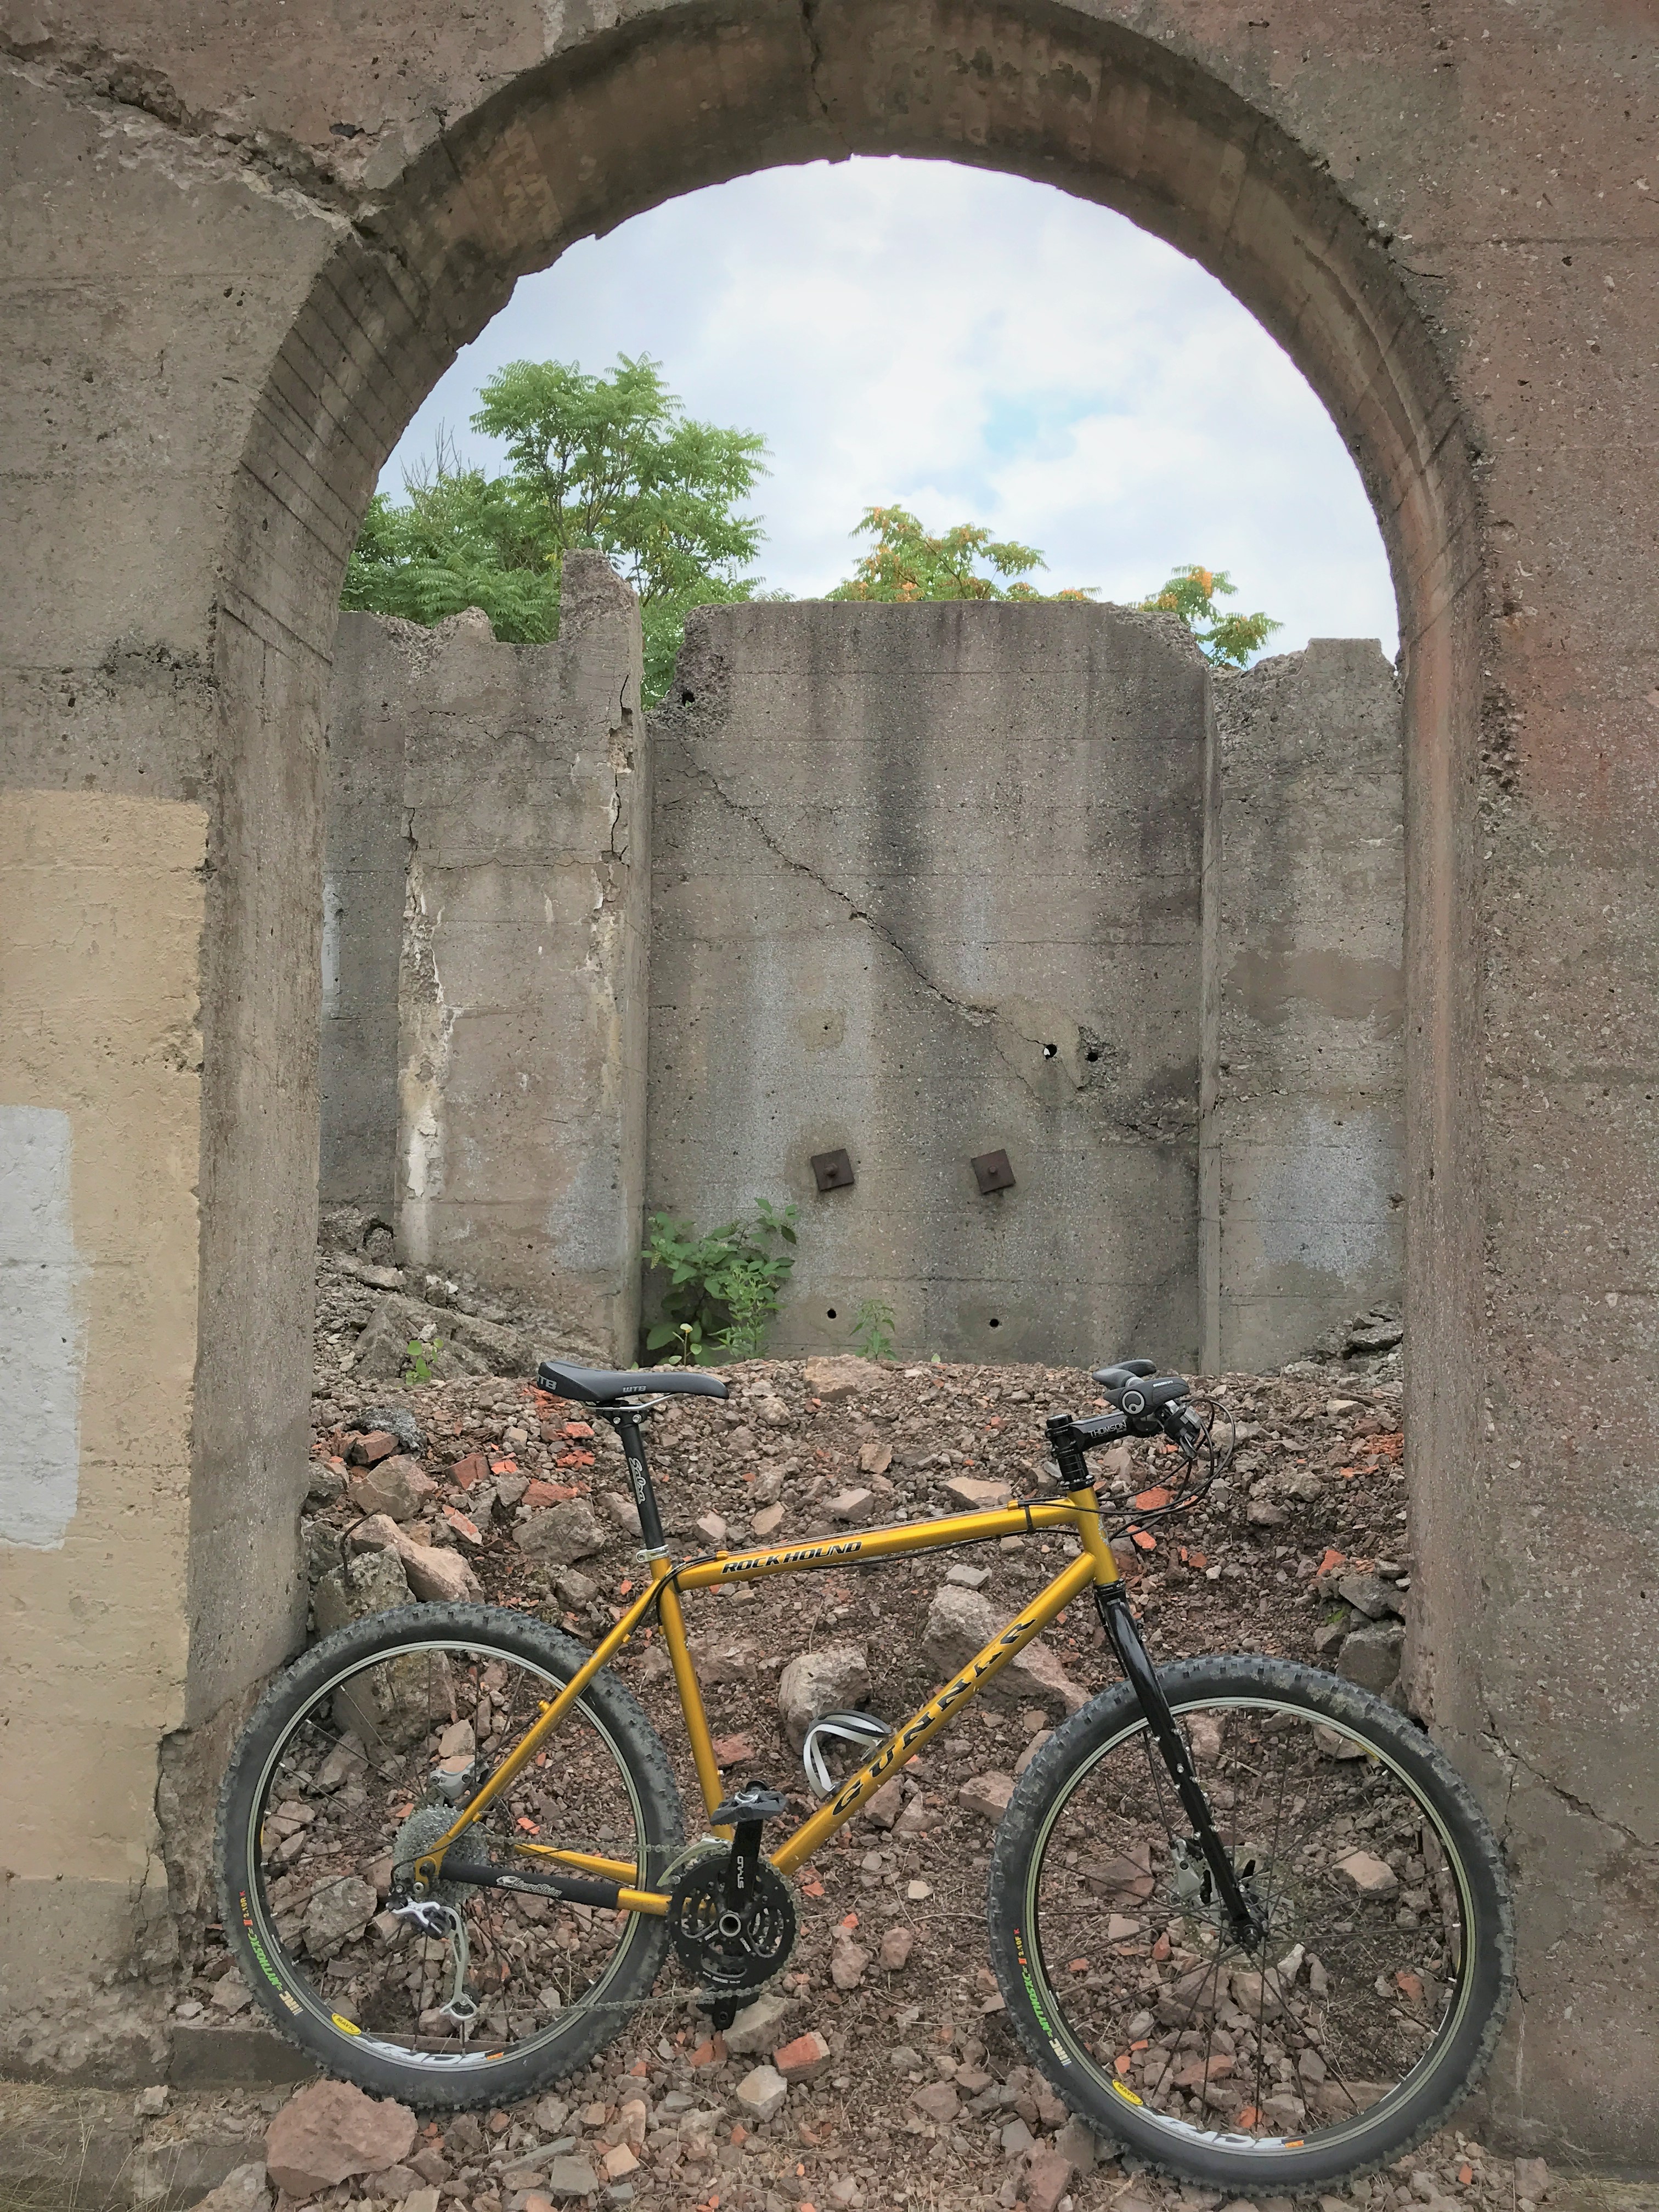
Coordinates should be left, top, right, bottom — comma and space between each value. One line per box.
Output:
1017, 1690, 1478, 2158
239, 1634, 653, 2072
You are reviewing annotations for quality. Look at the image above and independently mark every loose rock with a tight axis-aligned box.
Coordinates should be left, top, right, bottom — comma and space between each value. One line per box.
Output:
347, 1455, 436, 1522
264, 2081, 417, 2197
923, 1585, 1086, 1715
909, 2080, 959, 2124
1338, 1568, 1403, 1621
803, 1356, 867, 1399
735, 2064, 788, 2121
303, 1875, 378, 1956
959, 1770, 1015, 1822
774, 2029, 833, 2081
777, 1645, 871, 1750
724, 1991, 796, 2055
539, 2152, 600, 2200
1337, 1618, 1404, 1692
192, 2166, 272, 2212
831, 1925, 870, 1989
312, 1547, 411, 1637
597, 1489, 641, 1537
518, 1498, 607, 1565
879, 1926, 917, 1970
1337, 1848, 1400, 1897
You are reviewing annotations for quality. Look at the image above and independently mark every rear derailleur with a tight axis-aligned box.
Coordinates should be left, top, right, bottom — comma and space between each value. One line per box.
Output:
668, 1783, 797, 2031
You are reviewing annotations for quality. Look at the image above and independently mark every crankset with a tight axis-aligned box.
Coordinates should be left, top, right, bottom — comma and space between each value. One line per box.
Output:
669, 1784, 797, 2028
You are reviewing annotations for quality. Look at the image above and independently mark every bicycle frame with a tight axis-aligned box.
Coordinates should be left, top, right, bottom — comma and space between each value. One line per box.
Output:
409, 1487, 1122, 1912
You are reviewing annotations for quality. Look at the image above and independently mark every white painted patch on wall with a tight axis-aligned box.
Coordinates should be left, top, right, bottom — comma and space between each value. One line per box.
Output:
0, 1105, 87, 1547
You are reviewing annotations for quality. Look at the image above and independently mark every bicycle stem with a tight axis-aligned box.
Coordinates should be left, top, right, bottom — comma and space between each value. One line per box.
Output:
1096, 1583, 1265, 1950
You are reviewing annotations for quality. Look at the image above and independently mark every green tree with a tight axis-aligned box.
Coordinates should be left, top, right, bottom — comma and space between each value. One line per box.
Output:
1140, 563, 1281, 667
828, 505, 1095, 603
342, 356, 771, 704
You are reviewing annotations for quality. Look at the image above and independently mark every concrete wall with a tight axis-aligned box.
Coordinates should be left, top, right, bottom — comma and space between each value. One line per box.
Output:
320, 630, 407, 1224
323, 555, 650, 1360
324, 602, 1404, 1372
5, 0, 1657, 2151
647, 600, 1209, 1368
0, 793, 206, 1999
1202, 641, 1405, 1370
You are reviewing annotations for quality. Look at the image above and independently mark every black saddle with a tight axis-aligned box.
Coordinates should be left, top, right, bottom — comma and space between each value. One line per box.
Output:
537, 1359, 728, 1405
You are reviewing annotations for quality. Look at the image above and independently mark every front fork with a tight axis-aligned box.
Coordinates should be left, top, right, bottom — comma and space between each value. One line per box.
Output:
1096, 1584, 1265, 1951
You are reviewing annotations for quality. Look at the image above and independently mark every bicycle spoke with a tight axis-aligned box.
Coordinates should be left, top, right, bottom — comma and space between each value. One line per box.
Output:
244, 1637, 650, 2066
1026, 1692, 1468, 2147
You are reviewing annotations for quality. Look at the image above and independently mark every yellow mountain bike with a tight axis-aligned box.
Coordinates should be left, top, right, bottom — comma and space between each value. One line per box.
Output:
218, 1356, 1513, 2191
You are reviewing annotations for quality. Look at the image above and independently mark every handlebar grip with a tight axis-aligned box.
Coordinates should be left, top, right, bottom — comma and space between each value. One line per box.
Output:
1103, 1372, 1188, 1417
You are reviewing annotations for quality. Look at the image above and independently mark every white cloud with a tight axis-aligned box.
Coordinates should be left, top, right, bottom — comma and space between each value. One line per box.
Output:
383, 156, 1397, 655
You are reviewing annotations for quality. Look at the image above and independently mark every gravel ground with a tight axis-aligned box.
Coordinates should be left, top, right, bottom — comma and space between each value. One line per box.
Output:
162, 1274, 1550, 2212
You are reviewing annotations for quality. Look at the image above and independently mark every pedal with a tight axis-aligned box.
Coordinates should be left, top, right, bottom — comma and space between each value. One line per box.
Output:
801, 1710, 890, 1798
711, 1782, 790, 1830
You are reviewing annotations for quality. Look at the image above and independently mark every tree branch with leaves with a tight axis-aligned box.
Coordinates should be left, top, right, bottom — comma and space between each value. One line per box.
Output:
342, 356, 772, 704
1139, 564, 1282, 666
828, 505, 1096, 603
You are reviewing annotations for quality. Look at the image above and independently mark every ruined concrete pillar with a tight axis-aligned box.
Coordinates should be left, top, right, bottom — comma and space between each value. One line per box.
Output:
320, 636, 408, 1226
1200, 641, 1406, 1369
325, 556, 650, 1361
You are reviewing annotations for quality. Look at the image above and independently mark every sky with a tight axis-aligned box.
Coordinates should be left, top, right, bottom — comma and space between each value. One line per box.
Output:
383, 156, 1398, 657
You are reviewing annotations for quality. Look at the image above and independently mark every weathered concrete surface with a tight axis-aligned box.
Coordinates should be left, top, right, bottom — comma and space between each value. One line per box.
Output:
319, 633, 405, 1225
326, 556, 648, 1358
328, 610, 1402, 1368
3, 0, 1656, 2157
1202, 641, 1405, 1370
0, 794, 205, 2016
649, 599, 1207, 1367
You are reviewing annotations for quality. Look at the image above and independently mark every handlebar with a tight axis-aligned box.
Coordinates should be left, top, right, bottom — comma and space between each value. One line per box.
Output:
1042, 1360, 1204, 1490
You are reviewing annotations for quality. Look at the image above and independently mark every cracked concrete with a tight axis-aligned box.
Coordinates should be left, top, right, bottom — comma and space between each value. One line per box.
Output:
647, 596, 1209, 1367
1492, 1726, 1651, 1860
675, 742, 1000, 1031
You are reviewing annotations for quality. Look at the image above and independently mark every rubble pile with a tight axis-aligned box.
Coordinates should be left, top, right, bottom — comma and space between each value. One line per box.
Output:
110, 2080, 1561, 2212
143, 1299, 1537, 2212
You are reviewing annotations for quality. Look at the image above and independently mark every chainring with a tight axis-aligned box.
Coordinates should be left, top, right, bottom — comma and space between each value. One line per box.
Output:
668, 1842, 797, 1994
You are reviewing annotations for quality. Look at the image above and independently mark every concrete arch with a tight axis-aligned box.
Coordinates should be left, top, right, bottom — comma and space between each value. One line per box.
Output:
206, 0, 1479, 1730
29, 0, 1659, 2157
204, 0, 1482, 1976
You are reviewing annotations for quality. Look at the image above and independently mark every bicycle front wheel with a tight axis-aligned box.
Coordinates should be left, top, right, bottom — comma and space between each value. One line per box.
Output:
216, 1602, 684, 2107
987, 1655, 1513, 2191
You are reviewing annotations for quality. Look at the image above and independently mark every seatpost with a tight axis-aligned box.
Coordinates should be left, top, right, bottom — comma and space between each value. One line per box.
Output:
612, 1408, 667, 1551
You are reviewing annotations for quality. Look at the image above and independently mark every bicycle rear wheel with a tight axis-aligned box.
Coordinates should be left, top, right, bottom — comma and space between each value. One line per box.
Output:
987, 1655, 1513, 2190
216, 1602, 684, 2107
